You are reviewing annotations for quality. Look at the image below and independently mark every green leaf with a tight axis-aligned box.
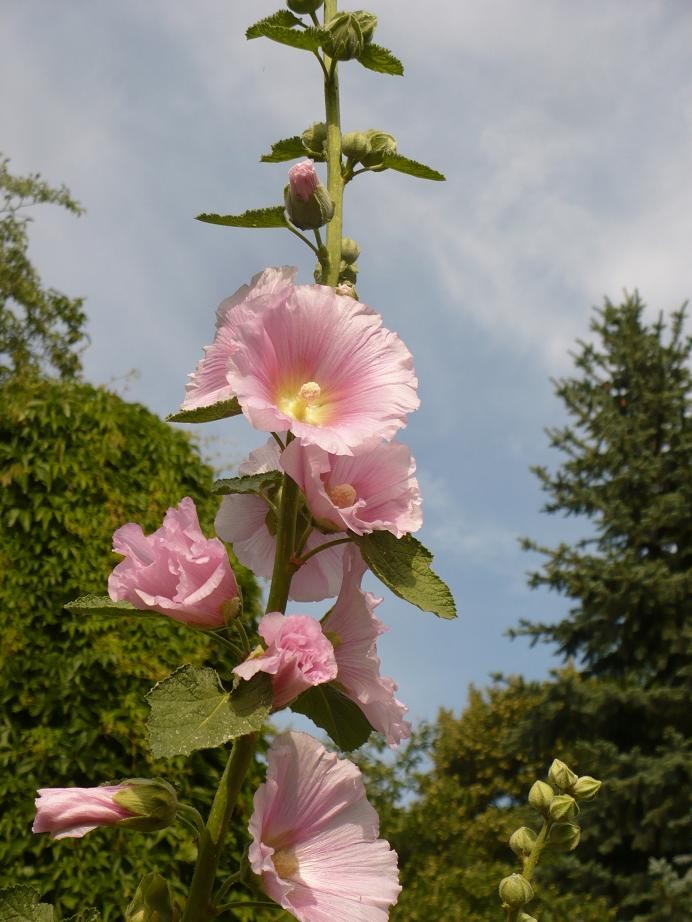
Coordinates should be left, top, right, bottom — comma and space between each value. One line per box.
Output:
245, 10, 303, 40
196, 207, 288, 229
65, 595, 137, 617
357, 43, 404, 76
0, 888, 54, 922
381, 152, 446, 181
146, 665, 272, 758
212, 472, 282, 496
166, 398, 242, 424
260, 136, 307, 163
291, 684, 373, 751
354, 532, 457, 619
247, 18, 326, 52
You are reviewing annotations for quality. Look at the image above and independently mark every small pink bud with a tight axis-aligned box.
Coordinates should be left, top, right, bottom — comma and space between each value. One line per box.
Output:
288, 159, 319, 202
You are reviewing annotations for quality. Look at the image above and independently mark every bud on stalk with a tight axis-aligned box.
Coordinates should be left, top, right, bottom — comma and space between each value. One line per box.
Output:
499, 874, 534, 909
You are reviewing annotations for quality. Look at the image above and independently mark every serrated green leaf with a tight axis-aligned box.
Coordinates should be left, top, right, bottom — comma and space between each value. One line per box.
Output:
167, 398, 242, 424
354, 532, 457, 619
290, 684, 373, 751
357, 42, 404, 76
212, 472, 282, 496
248, 22, 326, 52
260, 136, 307, 163
196, 207, 288, 229
146, 665, 271, 758
0, 888, 54, 922
245, 10, 303, 40
381, 152, 446, 181
65, 595, 137, 617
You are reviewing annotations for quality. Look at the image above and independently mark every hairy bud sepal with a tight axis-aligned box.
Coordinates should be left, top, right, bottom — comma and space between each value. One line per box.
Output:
302, 122, 327, 158
361, 130, 397, 170
548, 758, 578, 792
528, 780, 554, 815
341, 131, 371, 161
499, 874, 534, 909
509, 826, 537, 857
323, 12, 364, 61
125, 872, 178, 922
572, 775, 602, 801
548, 793, 579, 822
548, 822, 581, 852
113, 778, 178, 832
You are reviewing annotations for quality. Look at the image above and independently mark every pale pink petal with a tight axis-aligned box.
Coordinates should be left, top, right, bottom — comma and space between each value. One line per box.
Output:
288, 160, 319, 202
108, 497, 239, 628
324, 548, 411, 747
249, 732, 400, 921
33, 786, 132, 840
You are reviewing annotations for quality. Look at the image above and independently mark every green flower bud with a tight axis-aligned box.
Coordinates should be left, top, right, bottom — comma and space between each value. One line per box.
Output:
287, 0, 324, 14
284, 160, 335, 231
353, 10, 377, 43
548, 758, 578, 791
528, 780, 554, 815
499, 874, 534, 909
509, 826, 537, 857
301, 122, 327, 158
339, 262, 358, 285
548, 822, 581, 852
518, 914, 539, 922
336, 281, 358, 299
323, 12, 364, 61
125, 872, 178, 922
572, 775, 602, 801
548, 793, 579, 822
341, 238, 360, 264
341, 131, 372, 161
360, 130, 397, 170
113, 778, 178, 832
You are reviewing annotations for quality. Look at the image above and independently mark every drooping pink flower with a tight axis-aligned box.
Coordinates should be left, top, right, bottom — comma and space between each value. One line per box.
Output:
182, 267, 297, 412
108, 497, 239, 628
288, 159, 320, 202
214, 439, 346, 602
234, 613, 337, 709
249, 731, 401, 921
324, 547, 411, 747
281, 439, 423, 537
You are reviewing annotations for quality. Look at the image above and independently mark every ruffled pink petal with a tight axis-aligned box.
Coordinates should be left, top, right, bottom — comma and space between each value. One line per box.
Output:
249, 732, 400, 921
33, 786, 132, 840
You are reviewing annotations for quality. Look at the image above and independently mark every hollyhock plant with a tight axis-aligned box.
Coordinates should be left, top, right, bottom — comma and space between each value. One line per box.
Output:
324, 547, 411, 747
214, 438, 346, 602
233, 613, 337, 709
108, 496, 239, 628
182, 266, 297, 412
181, 270, 419, 455
281, 438, 423, 537
249, 731, 401, 922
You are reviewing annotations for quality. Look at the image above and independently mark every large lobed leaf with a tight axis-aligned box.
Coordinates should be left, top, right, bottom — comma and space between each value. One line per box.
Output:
260, 136, 310, 163
354, 532, 457, 619
357, 42, 404, 76
291, 684, 373, 751
0, 889, 53, 922
381, 152, 445, 181
246, 12, 326, 52
146, 666, 271, 758
212, 472, 282, 496
196, 206, 288, 229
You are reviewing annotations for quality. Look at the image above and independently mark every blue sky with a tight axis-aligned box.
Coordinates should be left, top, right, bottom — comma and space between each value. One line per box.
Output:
3, 1, 692, 727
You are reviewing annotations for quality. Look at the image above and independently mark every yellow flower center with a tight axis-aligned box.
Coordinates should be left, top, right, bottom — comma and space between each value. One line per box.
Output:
326, 482, 357, 508
272, 846, 299, 879
278, 380, 325, 423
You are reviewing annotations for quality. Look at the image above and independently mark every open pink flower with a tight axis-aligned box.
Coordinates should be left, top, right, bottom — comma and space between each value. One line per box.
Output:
281, 439, 423, 537
324, 548, 411, 747
182, 267, 297, 411
214, 439, 346, 602
234, 613, 337, 709
249, 731, 400, 921
108, 497, 239, 628
33, 786, 132, 840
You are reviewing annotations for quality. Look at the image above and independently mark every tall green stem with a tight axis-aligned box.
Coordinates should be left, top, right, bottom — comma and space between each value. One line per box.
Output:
322, 0, 343, 287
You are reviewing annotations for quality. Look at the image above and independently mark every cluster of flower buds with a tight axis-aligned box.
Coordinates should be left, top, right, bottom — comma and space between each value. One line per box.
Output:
500, 758, 602, 918
322, 10, 377, 61
342, 128, 397, 171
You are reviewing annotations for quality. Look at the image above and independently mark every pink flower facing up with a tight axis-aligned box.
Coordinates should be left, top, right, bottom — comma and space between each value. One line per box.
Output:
214, 438, 346, 602
249, 731, 401, 922
182, 266, 419, 454
108, 496, 239, 628
182, 266, 297, 412
281, 438, 423, 538
233, 613, 337, 709
323, 547, 411, 747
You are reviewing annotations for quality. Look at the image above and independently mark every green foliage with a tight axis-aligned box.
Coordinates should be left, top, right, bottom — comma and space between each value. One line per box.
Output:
0, 887, 55, 922
196, 207, 288, 229
146, 667, 271, 759
354, 531, 457, 619
0, 374, 262, 920
357, 43, 404, 76
380, 152, 445, 181
0, 157, 87, 381
290, 683, 373, 751
212, 472, 282, 497
260, 136, 307, 164
166, 397, 241, 424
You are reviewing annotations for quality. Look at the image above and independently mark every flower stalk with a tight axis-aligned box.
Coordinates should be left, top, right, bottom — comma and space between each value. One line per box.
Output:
322, 0, 344, 286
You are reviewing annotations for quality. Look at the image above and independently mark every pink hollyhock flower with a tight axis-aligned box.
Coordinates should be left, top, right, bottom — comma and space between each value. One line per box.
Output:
234, 613, 337, 709
288, 159, 319, 202
281, 439, 423, 538
214, 439, 346, 602
324, 548, 411, 747
182, 266, 297, 411
108, 497, 239, 628
249, 731, 400, 921
33, 778, 177, 840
